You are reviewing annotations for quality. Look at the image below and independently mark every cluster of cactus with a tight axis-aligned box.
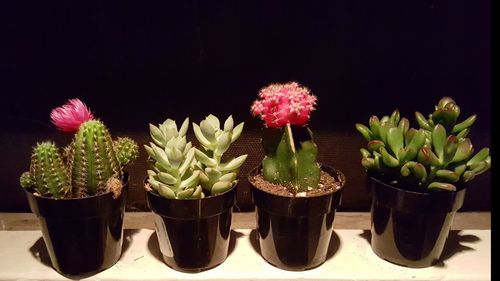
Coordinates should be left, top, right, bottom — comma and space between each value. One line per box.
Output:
251, 82, 321, 193
145, 115, 247, 199
356, 97, 491, 192
20, 100, 139, 198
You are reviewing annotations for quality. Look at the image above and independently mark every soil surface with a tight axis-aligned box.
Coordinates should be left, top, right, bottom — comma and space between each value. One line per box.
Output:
250, 170, 343, 197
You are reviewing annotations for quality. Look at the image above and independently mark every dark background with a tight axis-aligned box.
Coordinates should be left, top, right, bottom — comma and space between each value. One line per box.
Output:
0, 0, 491, 211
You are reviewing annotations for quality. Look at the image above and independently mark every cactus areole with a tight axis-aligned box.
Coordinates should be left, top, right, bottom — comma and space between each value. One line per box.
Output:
20, 99, 139, 199
251, 82, 341, 195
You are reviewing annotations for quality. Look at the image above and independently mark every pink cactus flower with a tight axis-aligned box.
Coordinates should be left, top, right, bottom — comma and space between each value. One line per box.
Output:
251, 82, 317, 128
50, 98, 94, 132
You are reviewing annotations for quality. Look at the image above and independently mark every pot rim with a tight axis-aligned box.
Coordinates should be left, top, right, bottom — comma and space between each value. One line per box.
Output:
143, 176, 236, 201
369, 174, 466, 213
146, 182, 236, 219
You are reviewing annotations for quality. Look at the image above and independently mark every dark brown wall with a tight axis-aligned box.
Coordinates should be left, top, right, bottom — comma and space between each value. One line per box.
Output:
0, 0, 491, 211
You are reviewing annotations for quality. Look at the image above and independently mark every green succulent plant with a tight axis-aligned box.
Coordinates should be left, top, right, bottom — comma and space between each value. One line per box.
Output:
145, 115, 247, 199
20, 99, 139, 198
20, 142, 71, 199
356, 97, 491, 192
250, 82, 321, 193
193, 115, 247, 195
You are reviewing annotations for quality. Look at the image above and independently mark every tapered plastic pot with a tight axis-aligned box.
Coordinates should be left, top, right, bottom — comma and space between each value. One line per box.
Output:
146, 186, 235, 272
24, 173, 128, 278
369, 176, 466, 268
249, 165, 345, 271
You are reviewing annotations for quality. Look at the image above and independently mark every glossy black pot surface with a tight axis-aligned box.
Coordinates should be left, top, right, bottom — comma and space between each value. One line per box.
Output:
25, 173, 128, 278
249, 165, 345, 271
369, 176, 466, 268
146, 187, 235, 272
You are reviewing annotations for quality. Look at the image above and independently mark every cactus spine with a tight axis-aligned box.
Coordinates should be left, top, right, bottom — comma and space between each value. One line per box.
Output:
67, 120, 122, 197
22, 142, 71, 198
20, 99, 139, 199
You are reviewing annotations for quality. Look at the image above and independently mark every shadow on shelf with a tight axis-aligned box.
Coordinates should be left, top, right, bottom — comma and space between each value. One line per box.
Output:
357, 229, 481, 267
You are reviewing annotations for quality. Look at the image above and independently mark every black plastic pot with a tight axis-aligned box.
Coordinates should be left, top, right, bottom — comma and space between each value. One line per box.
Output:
369, 176, 466, 268
24, 173, 128, 277
146, 187, 235, 272
249, 165, 345, 271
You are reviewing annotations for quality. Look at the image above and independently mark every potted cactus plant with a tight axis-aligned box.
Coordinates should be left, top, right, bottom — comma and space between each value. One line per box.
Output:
144, 114, 247, 272
355, 96, 491, 268
19, 99, 139, 277
248, 82, 346, 271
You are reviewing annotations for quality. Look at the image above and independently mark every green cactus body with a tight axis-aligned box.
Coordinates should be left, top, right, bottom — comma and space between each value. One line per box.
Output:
68, 120, 121, 197
114, 137, 139, 167
22, 142, 71, 198
356, 97, 491, 192
262, 124, 320, 193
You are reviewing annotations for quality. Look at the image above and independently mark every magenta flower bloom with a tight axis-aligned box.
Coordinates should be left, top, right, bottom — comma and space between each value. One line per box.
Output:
50, 98, 94, 132
251, 82, 317, 128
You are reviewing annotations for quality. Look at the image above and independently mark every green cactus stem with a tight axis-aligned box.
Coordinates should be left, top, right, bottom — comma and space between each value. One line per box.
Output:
20, 142, 71, 198
114, 137, 139, 167
262, 124, 321, 193
67, 120, 122, 197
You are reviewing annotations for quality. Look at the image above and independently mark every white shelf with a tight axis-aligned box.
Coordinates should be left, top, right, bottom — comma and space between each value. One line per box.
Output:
0, 228, 490, 281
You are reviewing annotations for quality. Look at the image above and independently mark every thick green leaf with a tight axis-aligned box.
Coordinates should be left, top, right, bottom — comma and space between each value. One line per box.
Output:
467, 148, 490, 167
436, 170, 459, 182
379, 147, 400, 168
220, 155, 248, 172
452, 115, 477, 134
415, 111, 432, 130
443, 135, 458, 164
158, 183, 176, 199
149, 124, 165, 147
177, 188, 195, 199
355, 123, 372, 142
427, 182, 456, 191
224, 115, 234, 132
230, 123, 243, 142
390, 110, 400, 125
194, 149, 217, 167
452, 138, 473, 163
158, 172, 177, 185
432, 124, 447, 161
387, 127, 404, 157
369, 116, 380, 139
192, 123, 213, 149
367, 140, 385, 152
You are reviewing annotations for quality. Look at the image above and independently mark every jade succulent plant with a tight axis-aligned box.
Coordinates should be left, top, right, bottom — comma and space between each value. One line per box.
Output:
145, 115, 247, 199
20, 99, 139, 198
356, 97, 491, 192
251, 82, 321, 193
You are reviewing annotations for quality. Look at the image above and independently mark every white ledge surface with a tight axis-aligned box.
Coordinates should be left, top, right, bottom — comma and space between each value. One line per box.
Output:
0, 229, 490, 281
